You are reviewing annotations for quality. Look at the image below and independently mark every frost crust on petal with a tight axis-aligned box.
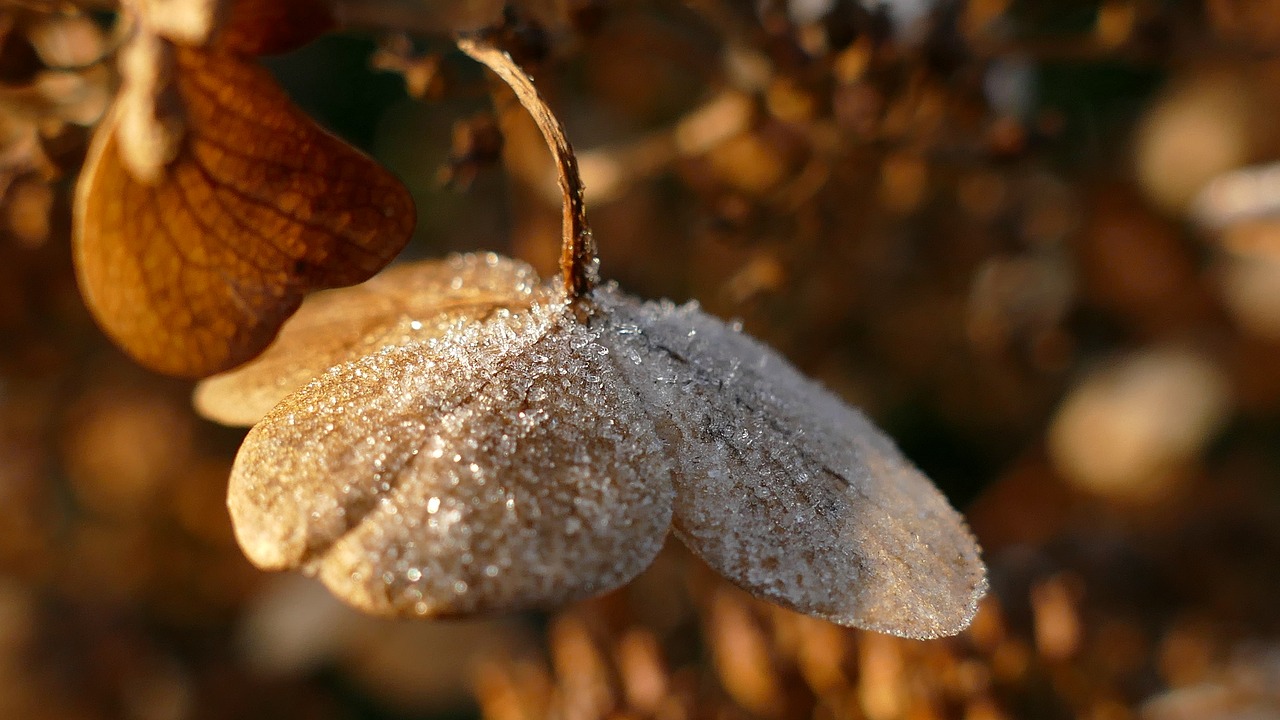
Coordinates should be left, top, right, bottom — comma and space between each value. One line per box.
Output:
596, 286, 987, 639
228, 294, 674, 617
220, 259, 984, 634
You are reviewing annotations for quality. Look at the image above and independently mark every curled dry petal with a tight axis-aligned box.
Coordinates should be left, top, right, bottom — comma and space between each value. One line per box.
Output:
74, 45, 415, 377
195, 254, 542, 426
215, 258, 986, 637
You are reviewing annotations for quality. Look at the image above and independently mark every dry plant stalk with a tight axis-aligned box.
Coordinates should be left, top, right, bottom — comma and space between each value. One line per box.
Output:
456, 36, 598, 299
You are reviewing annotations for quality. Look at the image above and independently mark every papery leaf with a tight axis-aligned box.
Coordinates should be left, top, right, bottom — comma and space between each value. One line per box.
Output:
195, 254, 541, 426
228, 280, 673, 617
601, 291, 988, 639
74, 45, 415, 377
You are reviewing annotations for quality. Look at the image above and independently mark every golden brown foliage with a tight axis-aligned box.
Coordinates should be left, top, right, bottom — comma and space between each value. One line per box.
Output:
73, 0, 414, 377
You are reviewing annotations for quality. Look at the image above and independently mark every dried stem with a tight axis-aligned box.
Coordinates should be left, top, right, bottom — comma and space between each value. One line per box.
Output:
456, 35, 598, 300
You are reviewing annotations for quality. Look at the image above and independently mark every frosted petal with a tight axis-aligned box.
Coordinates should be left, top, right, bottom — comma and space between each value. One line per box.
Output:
215, 255, 983, 633
598, 287, 986, 639
195, 253, 541, 426
228, 298, 674, 617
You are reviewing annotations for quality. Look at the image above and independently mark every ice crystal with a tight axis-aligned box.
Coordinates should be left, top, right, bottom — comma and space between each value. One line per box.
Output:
200, 254, 987, 639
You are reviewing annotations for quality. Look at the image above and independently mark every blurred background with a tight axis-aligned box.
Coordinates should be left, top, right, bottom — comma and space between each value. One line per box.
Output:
4, 0, 1280, 717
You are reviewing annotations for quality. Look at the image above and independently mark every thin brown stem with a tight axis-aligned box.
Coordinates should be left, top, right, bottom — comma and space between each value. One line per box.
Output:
456, 35, 598, 300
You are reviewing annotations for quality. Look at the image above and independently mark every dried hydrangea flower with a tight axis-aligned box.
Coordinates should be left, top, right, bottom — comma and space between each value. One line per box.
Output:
198, 36, 986, 639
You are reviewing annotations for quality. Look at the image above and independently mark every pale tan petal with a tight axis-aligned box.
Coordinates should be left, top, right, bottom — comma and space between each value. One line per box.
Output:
600, 288, 986, 639
194, 254, 541, 426
228, 296, 673, 617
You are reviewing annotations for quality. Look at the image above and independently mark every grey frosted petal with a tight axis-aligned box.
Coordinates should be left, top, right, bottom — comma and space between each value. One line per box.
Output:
228, 303, 674, 617
195, 253, 541, 426
600, 288, 986, 639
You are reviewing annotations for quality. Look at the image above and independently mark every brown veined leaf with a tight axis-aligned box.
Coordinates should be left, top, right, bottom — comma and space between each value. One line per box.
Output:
74, 42, 415, 377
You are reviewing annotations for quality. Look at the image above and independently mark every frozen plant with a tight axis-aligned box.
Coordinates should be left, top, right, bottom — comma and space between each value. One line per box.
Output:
197, 35, 986, 640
